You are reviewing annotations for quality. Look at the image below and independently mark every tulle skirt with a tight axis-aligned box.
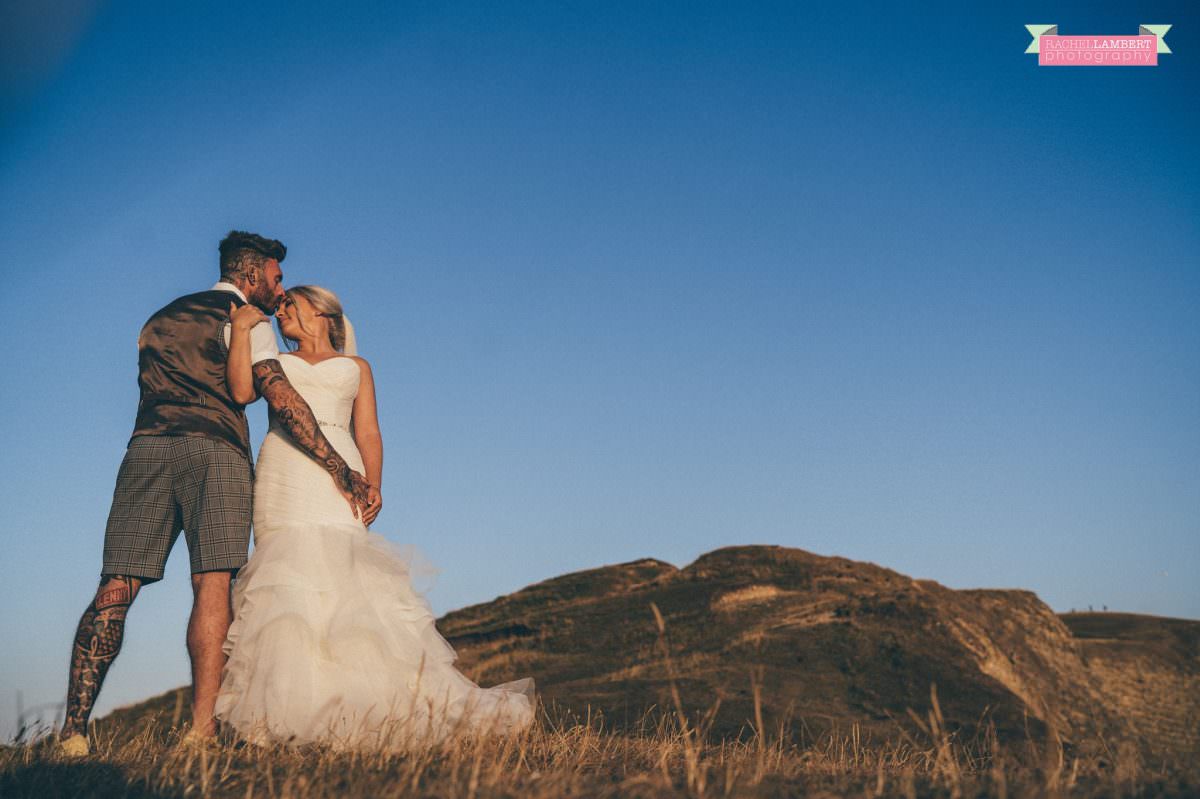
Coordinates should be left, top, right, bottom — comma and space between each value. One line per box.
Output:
214, 429, 535, 750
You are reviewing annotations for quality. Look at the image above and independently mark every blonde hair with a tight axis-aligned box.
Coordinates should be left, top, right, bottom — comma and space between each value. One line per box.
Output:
284, 285, 349, 352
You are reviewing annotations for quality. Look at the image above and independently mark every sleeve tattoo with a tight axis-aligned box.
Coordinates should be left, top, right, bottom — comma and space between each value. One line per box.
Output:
252, 359, 369, 504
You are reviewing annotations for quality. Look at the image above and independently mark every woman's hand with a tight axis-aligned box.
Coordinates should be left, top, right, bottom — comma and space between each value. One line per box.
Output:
230, 302, 267, 334
227, 302, 265, 404
363, 484, 383, 526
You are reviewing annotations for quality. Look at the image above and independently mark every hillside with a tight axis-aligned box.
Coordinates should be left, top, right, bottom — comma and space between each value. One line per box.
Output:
437, 546, 1197, 765
1060, 612, 1200, 760
100, 545, 1199, 769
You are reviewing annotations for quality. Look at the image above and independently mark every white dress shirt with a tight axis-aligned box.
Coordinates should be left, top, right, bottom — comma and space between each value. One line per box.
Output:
212, 282, 280, 365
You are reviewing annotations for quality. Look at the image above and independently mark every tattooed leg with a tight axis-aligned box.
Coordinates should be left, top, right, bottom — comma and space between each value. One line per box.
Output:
62, 575, 141, 737
253, 359, 371, 511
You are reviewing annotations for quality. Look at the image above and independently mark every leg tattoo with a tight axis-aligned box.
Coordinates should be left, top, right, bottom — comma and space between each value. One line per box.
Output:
62, 575, 136, 737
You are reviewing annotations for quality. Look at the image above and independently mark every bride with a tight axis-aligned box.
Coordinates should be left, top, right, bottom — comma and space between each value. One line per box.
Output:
213, 285, 534, 750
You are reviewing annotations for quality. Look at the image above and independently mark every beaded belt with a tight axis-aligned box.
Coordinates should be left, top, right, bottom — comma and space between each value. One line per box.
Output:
316, 419, 349, 433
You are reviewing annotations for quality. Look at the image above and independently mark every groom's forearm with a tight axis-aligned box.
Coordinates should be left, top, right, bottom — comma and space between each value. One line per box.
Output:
252, 359, 359, 493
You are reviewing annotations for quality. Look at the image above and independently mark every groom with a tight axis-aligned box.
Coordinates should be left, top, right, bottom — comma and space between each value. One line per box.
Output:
58, 230, 375, 756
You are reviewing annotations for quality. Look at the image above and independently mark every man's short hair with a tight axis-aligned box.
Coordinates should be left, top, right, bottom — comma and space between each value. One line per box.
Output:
219, 231, 287, 282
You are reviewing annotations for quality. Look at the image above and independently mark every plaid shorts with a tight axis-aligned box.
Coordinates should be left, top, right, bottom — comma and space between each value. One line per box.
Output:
102, 435, 252, 582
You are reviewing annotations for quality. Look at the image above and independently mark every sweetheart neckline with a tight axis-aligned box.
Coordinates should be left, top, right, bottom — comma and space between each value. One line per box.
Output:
281, 353, 357, 368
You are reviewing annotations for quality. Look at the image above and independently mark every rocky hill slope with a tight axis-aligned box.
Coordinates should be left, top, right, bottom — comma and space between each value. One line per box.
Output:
437, 546, 1197, 765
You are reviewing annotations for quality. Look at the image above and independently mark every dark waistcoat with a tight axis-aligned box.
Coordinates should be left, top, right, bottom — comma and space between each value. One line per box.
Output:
130, 290, 252, 459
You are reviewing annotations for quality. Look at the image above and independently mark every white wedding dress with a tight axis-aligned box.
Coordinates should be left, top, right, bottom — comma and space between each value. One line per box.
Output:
214, 353, 534, 750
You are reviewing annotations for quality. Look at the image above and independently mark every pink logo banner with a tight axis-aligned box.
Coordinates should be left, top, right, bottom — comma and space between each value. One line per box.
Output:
1038, 35, 1157, 66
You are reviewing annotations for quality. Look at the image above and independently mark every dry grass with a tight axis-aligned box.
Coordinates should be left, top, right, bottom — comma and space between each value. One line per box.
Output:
5, 611, 1194, 797
2, 705, 1190, 796
3, 701, 1194, 799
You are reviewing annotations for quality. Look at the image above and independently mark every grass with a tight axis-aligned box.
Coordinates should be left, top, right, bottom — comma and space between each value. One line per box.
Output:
3, 701, 1194, 799
4, 608, 1194, 797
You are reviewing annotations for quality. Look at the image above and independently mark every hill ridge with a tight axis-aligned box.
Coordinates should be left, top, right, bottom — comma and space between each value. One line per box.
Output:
104, 545, 1199, 767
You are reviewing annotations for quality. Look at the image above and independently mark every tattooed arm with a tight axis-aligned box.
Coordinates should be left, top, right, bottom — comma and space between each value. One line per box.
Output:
252, 359, 371, 514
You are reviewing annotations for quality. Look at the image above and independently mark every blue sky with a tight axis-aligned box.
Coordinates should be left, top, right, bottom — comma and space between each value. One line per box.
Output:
1, 1, 1197, 740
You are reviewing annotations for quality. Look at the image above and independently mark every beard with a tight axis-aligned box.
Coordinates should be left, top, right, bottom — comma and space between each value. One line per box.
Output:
249, 284, 281, 314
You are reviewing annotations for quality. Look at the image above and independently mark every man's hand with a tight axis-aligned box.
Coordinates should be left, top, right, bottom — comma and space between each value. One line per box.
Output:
229, 302, 267, 333
336, 468, 373, 522
253, 359, 369, 521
